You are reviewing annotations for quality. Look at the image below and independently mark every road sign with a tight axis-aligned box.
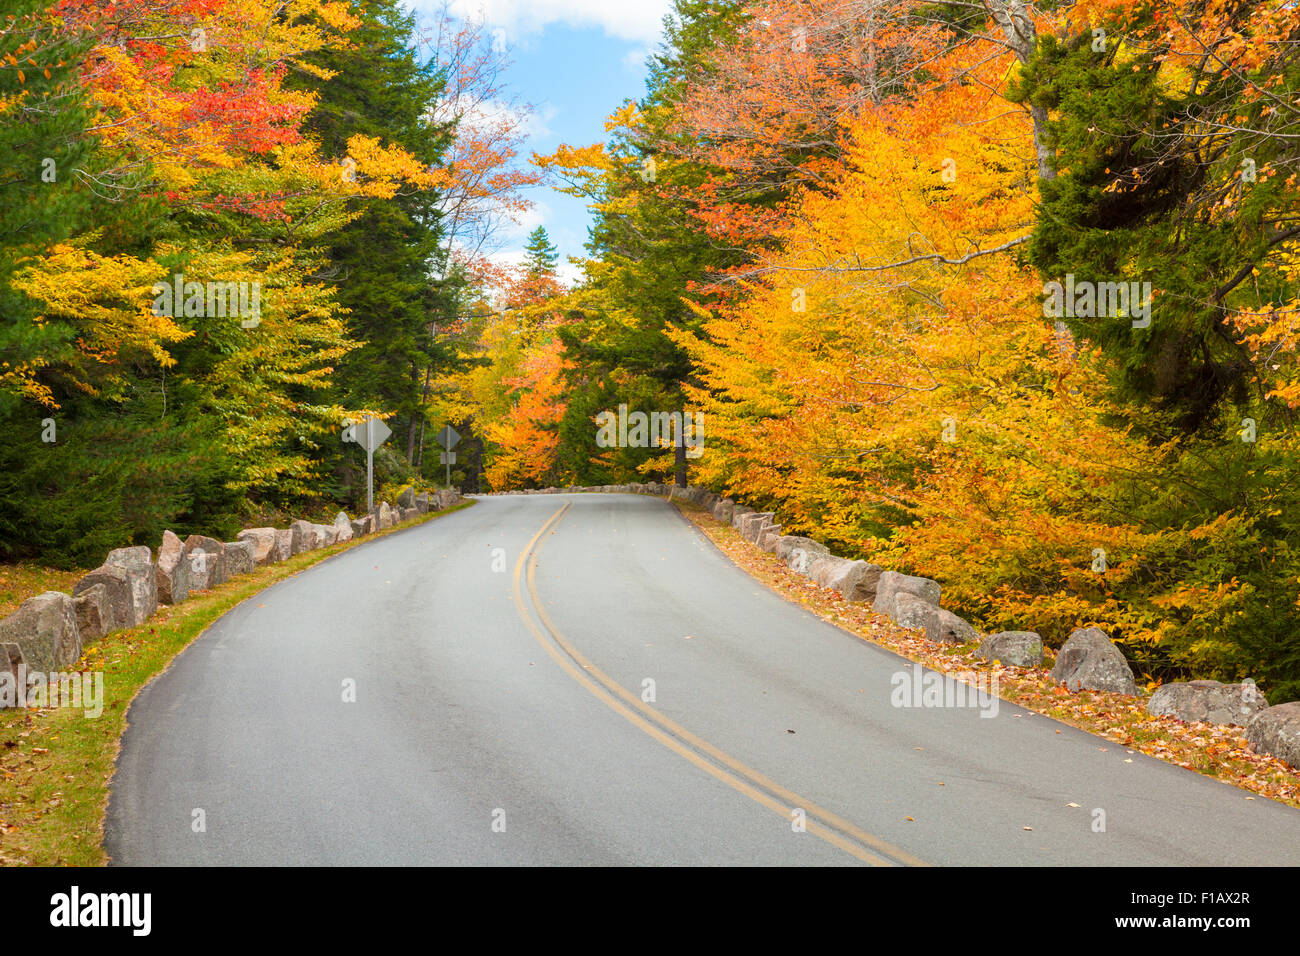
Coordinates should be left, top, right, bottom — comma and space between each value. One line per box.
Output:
436, 425, 461, 489
342, 417, 393, 512
344, 416, 391, 453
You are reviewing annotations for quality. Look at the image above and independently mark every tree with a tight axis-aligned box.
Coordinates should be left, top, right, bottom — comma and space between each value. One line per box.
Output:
291, 0, 460, 479
1010, 0, 1300, 434
522, 226, 558, 277
535, 0, 753, 487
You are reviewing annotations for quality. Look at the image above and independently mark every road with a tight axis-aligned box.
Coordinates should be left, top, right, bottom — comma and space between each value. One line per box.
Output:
104, 493, 1300, 865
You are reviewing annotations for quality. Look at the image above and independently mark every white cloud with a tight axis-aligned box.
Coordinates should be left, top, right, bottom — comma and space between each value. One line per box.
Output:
439, 0, 673, 44
500, 201, 549, 241
556, 258, 584, 287
622, 46, 651, 72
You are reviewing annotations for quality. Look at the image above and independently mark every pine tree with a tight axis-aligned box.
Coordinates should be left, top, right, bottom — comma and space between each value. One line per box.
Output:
522, 226, 559, 278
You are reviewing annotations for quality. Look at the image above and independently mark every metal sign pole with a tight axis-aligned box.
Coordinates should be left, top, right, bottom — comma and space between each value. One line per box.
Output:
436, 425, 460, 492
366, 418, 374, 513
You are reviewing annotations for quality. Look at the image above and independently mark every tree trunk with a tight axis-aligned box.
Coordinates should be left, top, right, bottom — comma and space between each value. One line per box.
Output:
988, 0, 1056, 181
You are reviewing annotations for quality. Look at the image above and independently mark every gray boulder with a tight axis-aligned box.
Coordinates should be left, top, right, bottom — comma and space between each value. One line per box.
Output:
886, 592, 976, 645
1147, 680, 1270, 727
1, 642, 23, 706
72, 564, 132, 634
1247, 702, 1300, 769
873, 571, 941, 619
156, 529, 191, 605
776, 536, 830, 574
731, 506, 754, 529
1050, 626, 1137, 695
807, 556, 882, 603
891, 592, 935, 630
333, 512, 354, 544
350, 516, 373, 538
739, 512, 775, 543
73, 584, 110, 643
975, 631, 1043, 667
397, 486, 416, 509
275, 529, 294, 560
184, 535, 227, 590
288, 520, 311, 555
415, 492, 431, 514
0, 592, 81, 673
758, 525, 784, 551
923, 607, 979, 645
236, 528, 287, 566
713, 499, 735, 524
104, 545, 157, 627
222, 540, 256, 577
290, 519, 323, 551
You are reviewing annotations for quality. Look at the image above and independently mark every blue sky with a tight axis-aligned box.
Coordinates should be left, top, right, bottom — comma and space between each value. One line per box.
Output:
407, 0, 676, 286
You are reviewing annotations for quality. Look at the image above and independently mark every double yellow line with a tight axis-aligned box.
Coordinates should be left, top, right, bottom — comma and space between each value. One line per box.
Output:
511, 503, 927, 866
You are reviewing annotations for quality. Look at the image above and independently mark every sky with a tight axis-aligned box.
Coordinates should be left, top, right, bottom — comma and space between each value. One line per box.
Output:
406, 0, 677, 286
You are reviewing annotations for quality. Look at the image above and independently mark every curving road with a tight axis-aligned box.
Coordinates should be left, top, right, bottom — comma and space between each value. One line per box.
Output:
104, 493, 1300, 865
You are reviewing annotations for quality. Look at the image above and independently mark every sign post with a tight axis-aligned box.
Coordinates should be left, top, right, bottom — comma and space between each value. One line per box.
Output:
343, 416, 392, 512
436, 425, 461, 490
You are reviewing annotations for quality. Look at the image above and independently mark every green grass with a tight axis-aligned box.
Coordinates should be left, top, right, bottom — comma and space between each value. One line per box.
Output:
0, 500, 474, 866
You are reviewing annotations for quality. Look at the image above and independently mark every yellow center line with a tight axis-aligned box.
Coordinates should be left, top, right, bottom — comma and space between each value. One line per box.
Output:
512, 502, 928, 866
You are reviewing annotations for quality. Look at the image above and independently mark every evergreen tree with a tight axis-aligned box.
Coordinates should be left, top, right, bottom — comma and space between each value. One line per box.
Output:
1010, 13, 1300, 434
522, 226, 559, 278
292, 0, 461, 482
555, 0, 748, 486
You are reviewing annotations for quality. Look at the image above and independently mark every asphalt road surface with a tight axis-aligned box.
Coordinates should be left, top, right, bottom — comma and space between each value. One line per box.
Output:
104, 493, 1300, 865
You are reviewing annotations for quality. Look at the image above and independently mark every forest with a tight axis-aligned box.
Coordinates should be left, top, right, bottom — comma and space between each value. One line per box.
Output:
3, 0, 1299, 700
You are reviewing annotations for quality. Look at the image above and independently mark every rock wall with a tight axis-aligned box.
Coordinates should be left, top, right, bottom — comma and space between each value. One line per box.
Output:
0, 486, 463, 708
